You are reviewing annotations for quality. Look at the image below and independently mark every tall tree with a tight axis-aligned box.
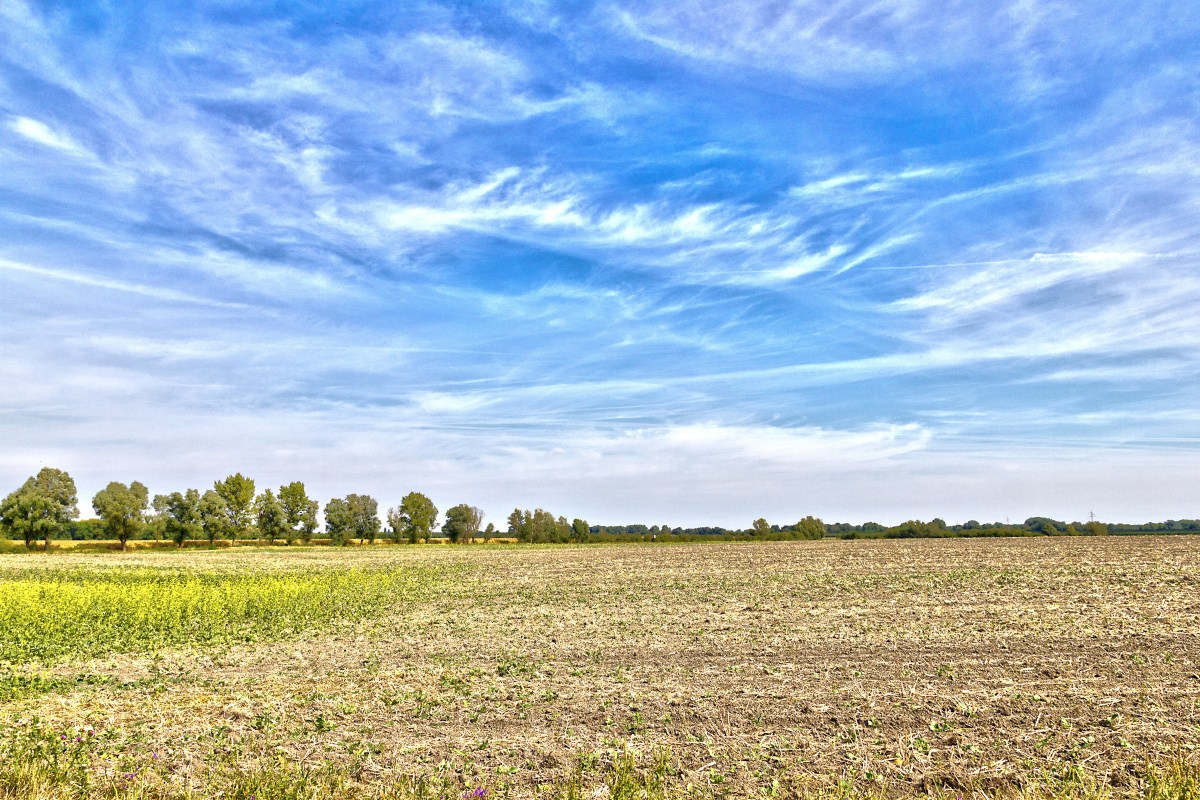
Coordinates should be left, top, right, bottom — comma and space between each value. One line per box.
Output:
386, 506, 405, 543
254, 488, 288, 545
324, 497, 353, 546
146, 495, 169, 541
213, 473, 255, 544
571, 518, 590, 543
392, 492, 437, 544
443, 503, 483, 544
751, 518, 771, 537
794, 516, 825, 540
158, 489, 202, 548
198, 490, 230, 546
507, 508, 529, 542
347, 494, 381, 544
505, 508, 564, 543
92, 481, 149, 550
467, 506, 484, 544
0, 467, 78, 550
278, 481, 317, 545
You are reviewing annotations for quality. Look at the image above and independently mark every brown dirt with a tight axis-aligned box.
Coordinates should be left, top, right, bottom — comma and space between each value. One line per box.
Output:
4, 537, 1200, 797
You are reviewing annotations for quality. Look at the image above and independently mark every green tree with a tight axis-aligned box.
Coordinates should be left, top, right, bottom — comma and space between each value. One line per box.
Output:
213, 473, 255, 544
467, 506, 484, 543
325, 497, 352, 546
392, 492, 438, 544
571, 518, 590, 543
794, 515, 825, 540
347, 494, 381, 544
0, 467, 79, 550
751, 518, 771, 537
507, 508, 528, 542
198, 490, 230, 546
386, 506, 404, 543
92, 481, 149, 550
524, 509, 559, 543
1085, 520, 1108, 536
158, 489, 202, 548
443, 503, 483, 544
278, 481, 317, 545
254, 488, 288, 545
146, 495, 169, 541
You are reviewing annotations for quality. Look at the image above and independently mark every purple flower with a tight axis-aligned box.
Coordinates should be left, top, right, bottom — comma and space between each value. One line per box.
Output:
462, 789, 486, 798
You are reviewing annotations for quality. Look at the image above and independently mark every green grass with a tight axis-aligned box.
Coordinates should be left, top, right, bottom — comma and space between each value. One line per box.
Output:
0, 561, 463, 666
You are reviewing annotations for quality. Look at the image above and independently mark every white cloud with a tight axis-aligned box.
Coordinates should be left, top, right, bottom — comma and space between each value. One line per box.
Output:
0, 257, 245, 308
9, 116, 87, 156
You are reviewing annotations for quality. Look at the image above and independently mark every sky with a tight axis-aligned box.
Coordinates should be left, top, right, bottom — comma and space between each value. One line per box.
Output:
2, 1, 1199, 529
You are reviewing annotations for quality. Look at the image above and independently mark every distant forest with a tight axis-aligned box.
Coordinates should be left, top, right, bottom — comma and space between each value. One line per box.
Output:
44, 512, 1200, 543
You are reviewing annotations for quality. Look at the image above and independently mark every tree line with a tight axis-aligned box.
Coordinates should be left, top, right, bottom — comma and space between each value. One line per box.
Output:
0, 467, 496, 550
3, 466, 1196, 550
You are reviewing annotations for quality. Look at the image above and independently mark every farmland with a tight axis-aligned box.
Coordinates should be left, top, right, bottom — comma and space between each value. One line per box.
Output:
1, 538, 1198, 798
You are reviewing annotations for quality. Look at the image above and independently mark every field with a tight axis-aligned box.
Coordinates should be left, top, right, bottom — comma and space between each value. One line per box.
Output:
1, 538, 1198, 799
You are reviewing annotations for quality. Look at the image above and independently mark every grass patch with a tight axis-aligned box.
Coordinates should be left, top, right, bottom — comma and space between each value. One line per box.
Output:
0, 671, 69, 702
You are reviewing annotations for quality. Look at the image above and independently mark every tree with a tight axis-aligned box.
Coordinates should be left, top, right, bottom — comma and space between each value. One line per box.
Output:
0, 467, 78, 550
158, 489, 202, 548
1085, 520, 1108, 536
386, 506, 404, 543
254, 488, 288, 546
213, 473, 255, 544
571, 518, 589, 543
794, 516, 825, 540
392, 492, 438, 544
325, 497, 353, 546
467, 506, 484, 544
92, 481, 149, 550
505, 508, 569, 543
146, 495, 169, 541
198, 490, 230, 546
443, 503, 483, 544
482, 522, 496, 541
346, 494, 381, 544
507, 508, 528, 541
751, 518, 771, 537
278, 482, 317, 545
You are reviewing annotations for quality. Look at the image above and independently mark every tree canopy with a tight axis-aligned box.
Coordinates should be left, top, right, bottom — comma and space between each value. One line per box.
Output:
254, 488, 288, 545
213, 473, 255, 542
0, 467, 79, 549
92, 480, 149, 549
278, 481, 318, 544
390, 492, 437, 544
443, 503, 483, 544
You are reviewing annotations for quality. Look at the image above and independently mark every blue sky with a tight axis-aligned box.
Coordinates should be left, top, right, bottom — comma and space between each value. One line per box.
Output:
3, 1, 1199, 528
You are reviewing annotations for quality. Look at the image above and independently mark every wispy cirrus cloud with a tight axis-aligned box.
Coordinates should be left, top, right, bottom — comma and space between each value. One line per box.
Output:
2, 0, 1199, 526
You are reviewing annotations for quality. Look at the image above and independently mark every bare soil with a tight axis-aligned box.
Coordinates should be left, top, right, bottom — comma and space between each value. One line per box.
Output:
4, 537, 1199, 797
